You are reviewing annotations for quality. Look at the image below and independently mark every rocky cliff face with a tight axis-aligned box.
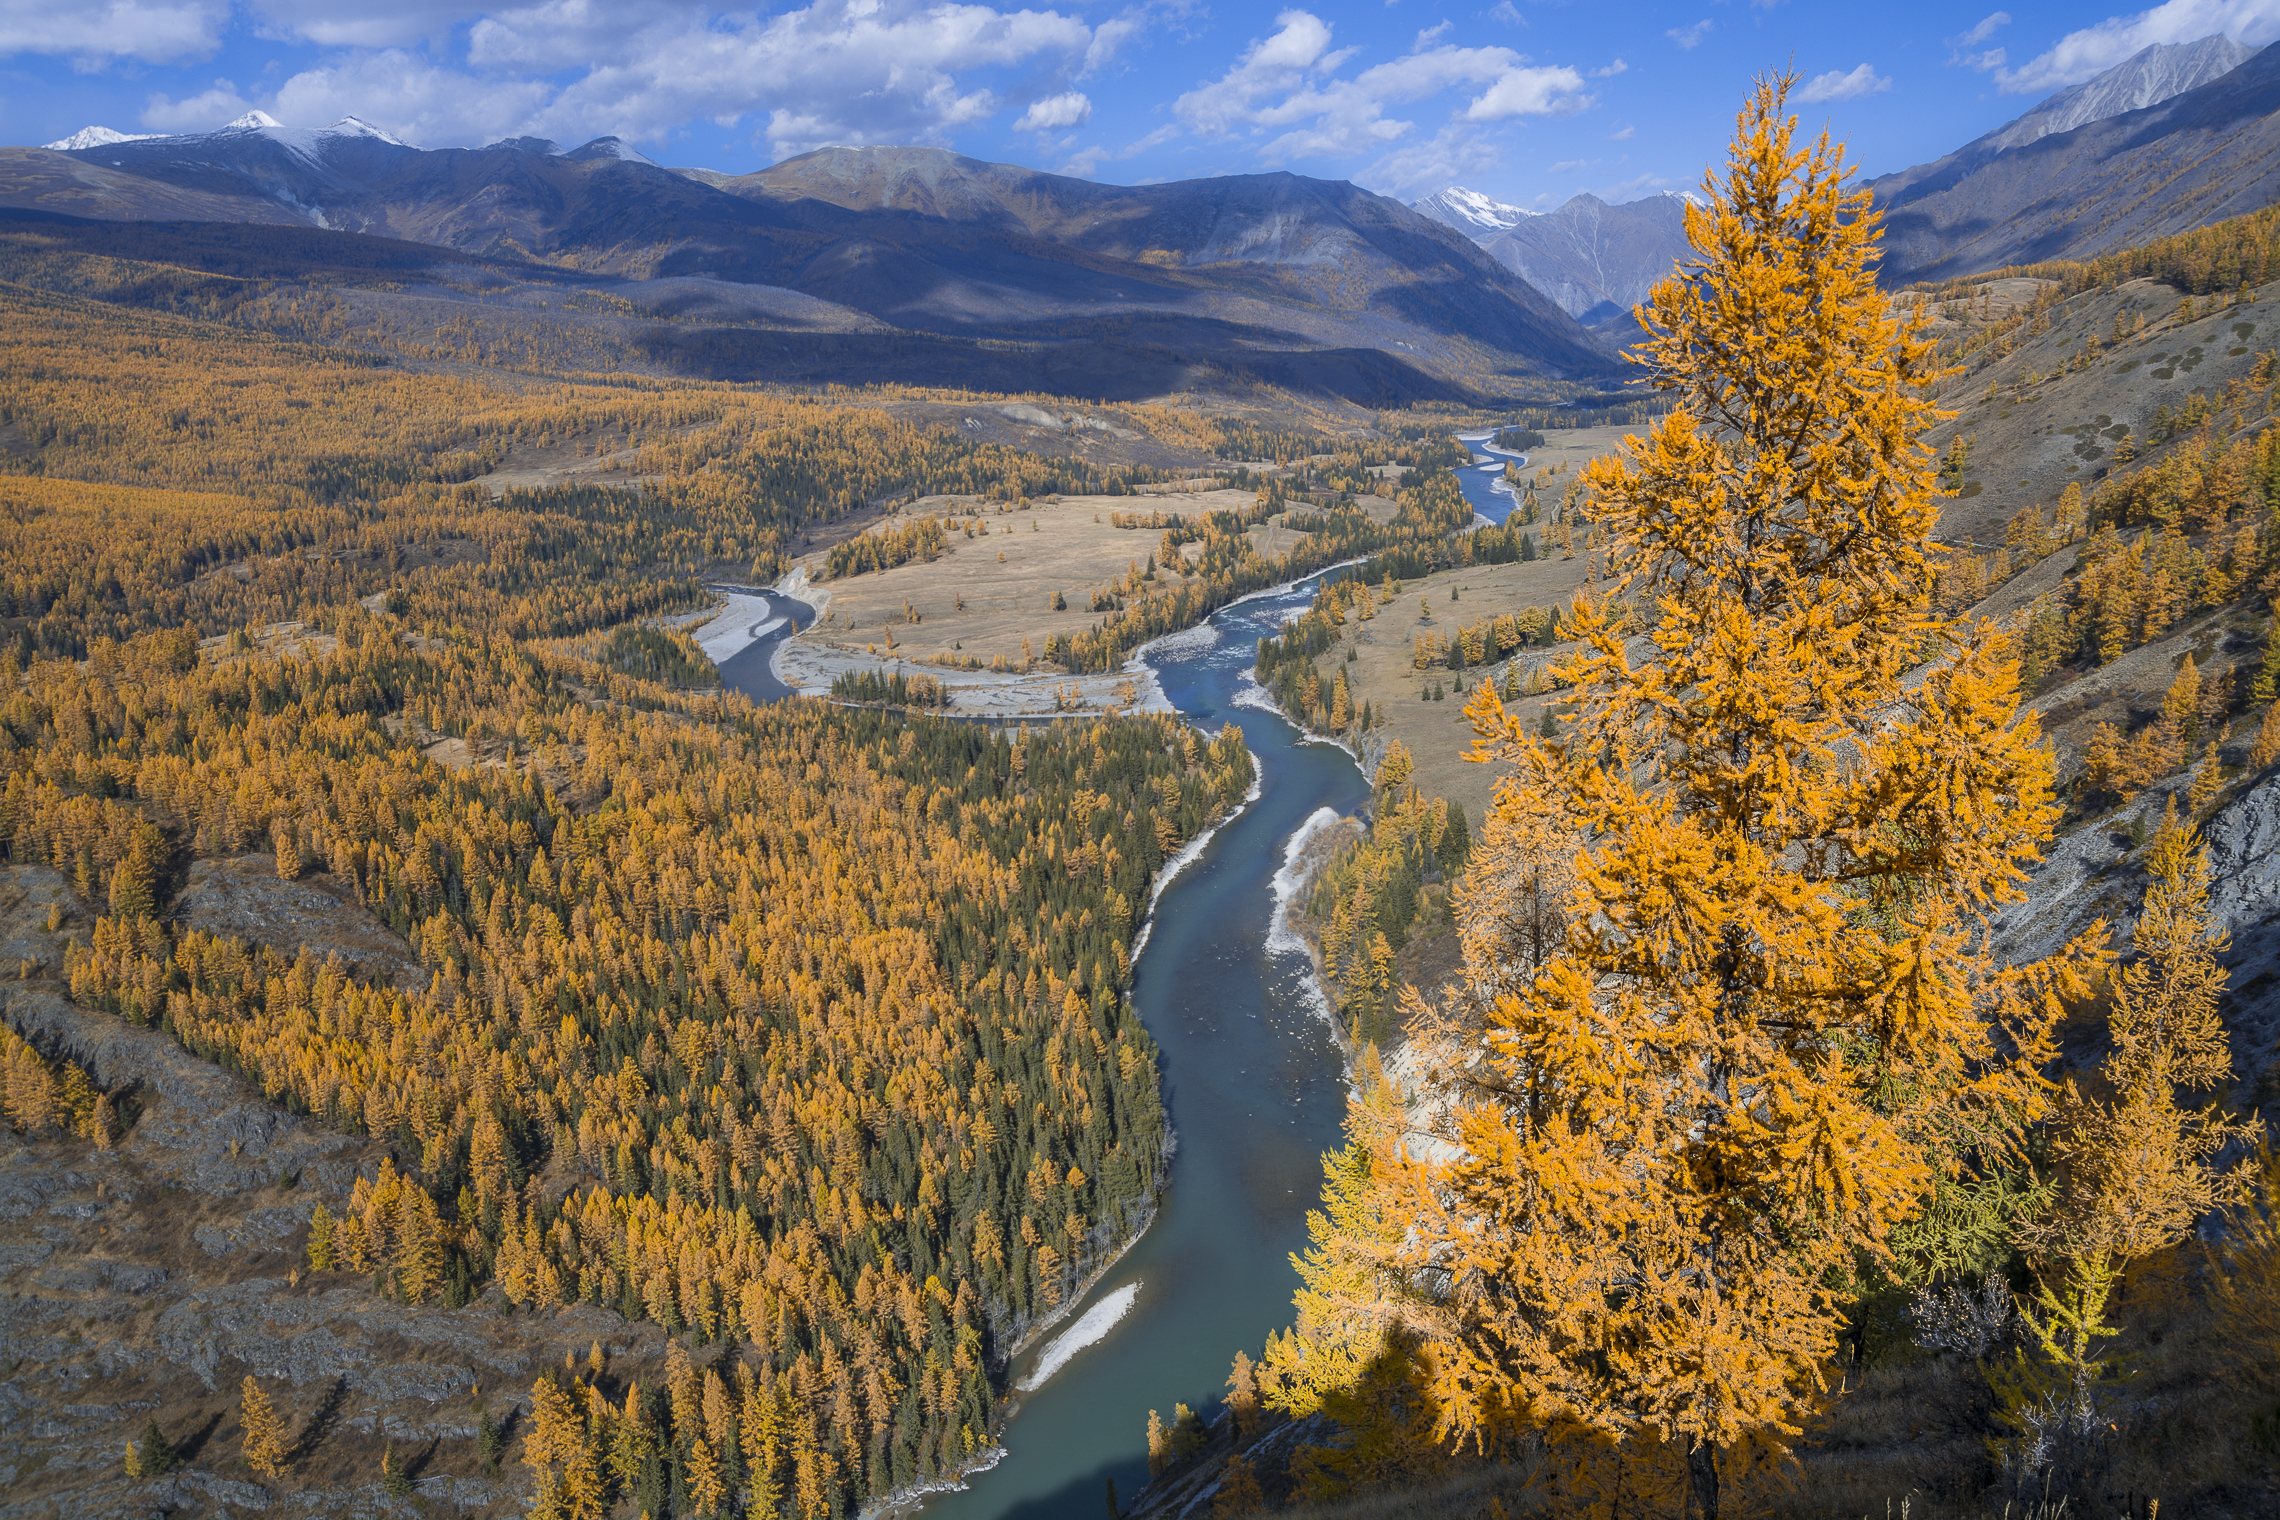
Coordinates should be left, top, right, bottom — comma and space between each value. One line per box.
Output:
0, 862, 687, 1518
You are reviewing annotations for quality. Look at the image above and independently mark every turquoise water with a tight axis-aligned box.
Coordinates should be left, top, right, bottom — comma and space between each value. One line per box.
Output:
912, 577, 1370, 1520
1455, 433, 1525, 525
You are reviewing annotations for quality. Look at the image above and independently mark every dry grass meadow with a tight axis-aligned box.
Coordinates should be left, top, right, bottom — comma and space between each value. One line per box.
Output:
794, 487, 1385, 667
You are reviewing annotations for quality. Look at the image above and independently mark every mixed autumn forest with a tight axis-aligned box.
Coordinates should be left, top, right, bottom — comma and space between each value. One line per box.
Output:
6, 63, 2280, 1520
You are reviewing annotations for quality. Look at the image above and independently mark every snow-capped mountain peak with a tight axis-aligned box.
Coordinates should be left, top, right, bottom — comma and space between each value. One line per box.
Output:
1986, 34, 2256, 153
223, 110, 284, 132
42, 125, 158, 152
1411, 185, 1537, 234
326, 116, 410, 146
567, 136, 658, 166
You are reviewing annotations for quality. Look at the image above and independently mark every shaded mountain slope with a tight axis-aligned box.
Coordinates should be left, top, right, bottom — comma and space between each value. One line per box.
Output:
0, 126, 1619, 399
1871, 38, 2280, 284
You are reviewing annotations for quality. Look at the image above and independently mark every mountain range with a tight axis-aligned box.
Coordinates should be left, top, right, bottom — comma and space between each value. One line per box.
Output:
1412, 32, 2275, 307
1412, 188, 1694, 329
0, 117, 1616, 403
12, 28, 2280, 401
1869, 36, 2280, 285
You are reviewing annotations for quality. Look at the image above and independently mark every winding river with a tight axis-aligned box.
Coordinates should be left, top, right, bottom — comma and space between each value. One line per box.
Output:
707, 585, 818, 702
1456, 430, 1527, 525
895, 577, 1370, 1520
720, 573, 1368, 1518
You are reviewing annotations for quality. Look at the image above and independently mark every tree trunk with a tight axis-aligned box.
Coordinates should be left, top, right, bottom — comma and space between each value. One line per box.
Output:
1687, 1439, 1719, 1520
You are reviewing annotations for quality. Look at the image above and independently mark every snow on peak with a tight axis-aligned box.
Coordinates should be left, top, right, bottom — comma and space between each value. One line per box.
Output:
1986, 35, 2256, 153
1411, 185, 1537, 234
43, 125, 158, 152
568, 136, 658, 166
200, 110, 421, 166
324, 115, 410, 146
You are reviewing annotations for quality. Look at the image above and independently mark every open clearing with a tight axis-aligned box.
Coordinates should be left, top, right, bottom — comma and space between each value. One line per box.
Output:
1334, 552, 1596, 822
790, 487, 1350, 666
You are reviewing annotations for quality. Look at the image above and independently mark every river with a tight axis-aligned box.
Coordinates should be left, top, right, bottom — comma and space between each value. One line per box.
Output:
1455, 430, 1527, 526
860, 576, 1365, 1520
714, 500, 1505, 1520
707, 585, 817, 702
713, 571, 1372, 1518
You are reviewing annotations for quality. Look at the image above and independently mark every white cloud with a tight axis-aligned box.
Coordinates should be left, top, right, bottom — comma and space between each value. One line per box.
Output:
111, 0, 1061, 155
140, 80, 254, 131
126, 0, 1102, 156
1946, 10, 2010, 69
246, 0, 479, 49
1016, 90, 1091, 130
1548, 157, 1594, 172
1998, 0, 2280, 94
1488, 0, 1523, 21
1463, 64, 1588, 121
143, 53, 553, 145
559, 0, 1093, 152
1666, 19, 1711, 49
1607, 123, 1635, 140
1172, 9, 1336, 137
1082, 10, 1144, 74
1796, 63, 1892, 102
1175, 12, 1586, 163
270, 52, 553, 144
1595, 171, 1675, 201
1362, 123, 1499, 199
1055, 119, 1175, 179
1958, 10, 2010, 45
1592, 58, 1626, 77
1, 0, 228, 64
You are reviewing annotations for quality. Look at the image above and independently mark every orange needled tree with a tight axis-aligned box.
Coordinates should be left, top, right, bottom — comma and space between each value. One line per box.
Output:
1373, 73, 2108, 1518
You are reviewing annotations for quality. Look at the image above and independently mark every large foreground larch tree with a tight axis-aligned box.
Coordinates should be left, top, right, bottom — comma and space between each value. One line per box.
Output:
1378, 75, 2108, 1517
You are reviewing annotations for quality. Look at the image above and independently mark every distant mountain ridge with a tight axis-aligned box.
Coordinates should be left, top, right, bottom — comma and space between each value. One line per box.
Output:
1410, 186, 1535, 236
1414, 187, 1694, 327
0, 124, 1618, 399
1869, 34, 2280, 285
1980, 35, 2255, 153
41, 125, 158, 152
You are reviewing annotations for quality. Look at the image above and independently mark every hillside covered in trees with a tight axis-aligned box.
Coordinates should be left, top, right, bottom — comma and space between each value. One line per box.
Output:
0, 225, 1308, 1519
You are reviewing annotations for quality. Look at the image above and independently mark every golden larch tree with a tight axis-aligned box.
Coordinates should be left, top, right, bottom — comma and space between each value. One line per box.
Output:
239, 1374, 286, 1479
2011, 801, 2250, 1438
1373, 73, 2105, 1518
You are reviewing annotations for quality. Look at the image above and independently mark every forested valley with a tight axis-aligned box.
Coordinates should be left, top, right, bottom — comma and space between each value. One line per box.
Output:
0, 229, 1316, 1520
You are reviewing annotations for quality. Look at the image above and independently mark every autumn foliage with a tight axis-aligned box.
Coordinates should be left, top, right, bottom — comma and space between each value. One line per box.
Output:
1270, 75, 2107, 1518
0, 227, 1296, 1515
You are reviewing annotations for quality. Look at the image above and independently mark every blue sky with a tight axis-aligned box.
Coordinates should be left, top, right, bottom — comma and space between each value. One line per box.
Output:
5, 0, 2278, 203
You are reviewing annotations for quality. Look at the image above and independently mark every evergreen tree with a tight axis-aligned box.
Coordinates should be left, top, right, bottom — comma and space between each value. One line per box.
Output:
305, 1204, 335, 1271
127, 1418, 177, 1479
382, 1443, 413, 1497
2256, 622, 2280, 703
1211, 1453, 1266, 1517
687, 1434, 726, 1517
1225, 1350, 1260, 1442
